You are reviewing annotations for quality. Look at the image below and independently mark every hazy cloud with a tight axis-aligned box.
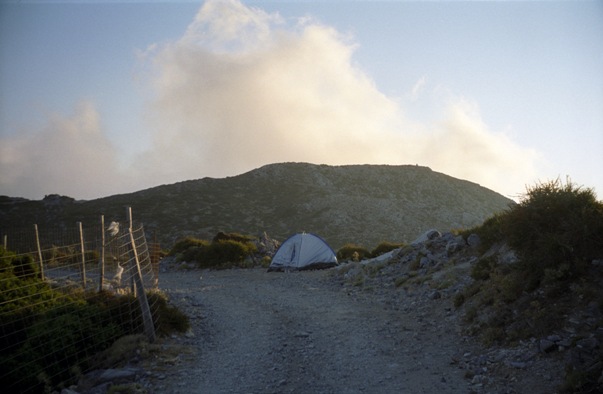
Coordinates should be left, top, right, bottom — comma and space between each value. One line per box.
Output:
0, 101, 129, 199
420, 100, 541, 197
1, 0, 541, 199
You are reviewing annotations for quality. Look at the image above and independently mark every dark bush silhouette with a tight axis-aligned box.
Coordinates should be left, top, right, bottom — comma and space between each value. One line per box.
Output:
371, 241, 405, 257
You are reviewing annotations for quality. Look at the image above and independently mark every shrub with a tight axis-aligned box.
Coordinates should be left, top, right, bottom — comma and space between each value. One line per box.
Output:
336, 244, 371, 261
459, 213, 507, 254
470, 256, 497, 281
198, 240, 257, 268
463, 178, 603, 290
168, 237, 209, 256
0, 247, 40, 279
21, 303, 123, 389
212, 231, 255, 244
371, 241, 405, 257
458, 178, 603, 357
169, 233, 260, 269
503, 178, 603, 287
0, 245, 190, 392
146, 290, 190, 336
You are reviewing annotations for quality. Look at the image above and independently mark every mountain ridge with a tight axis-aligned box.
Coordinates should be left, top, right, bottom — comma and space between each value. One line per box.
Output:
0, 162, 514, 249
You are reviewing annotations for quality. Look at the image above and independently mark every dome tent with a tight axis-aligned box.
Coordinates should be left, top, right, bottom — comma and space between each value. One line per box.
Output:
268, 233, 338, 272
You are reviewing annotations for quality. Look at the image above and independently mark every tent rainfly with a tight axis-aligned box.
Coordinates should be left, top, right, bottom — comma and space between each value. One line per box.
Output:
268, 233, 338, 272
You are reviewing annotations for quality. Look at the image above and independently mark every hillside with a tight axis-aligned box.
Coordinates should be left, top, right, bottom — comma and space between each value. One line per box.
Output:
0, 162, 513, 249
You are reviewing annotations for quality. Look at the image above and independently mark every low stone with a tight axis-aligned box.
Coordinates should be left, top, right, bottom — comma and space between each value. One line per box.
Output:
471, 374, 487, 384
576, 337, 599, 351
85, 382, 111, 394
419, 256, 432, 268
294, 331, 311, 338
539, 339, 556, 353
507, 361, 527, 369
467, 234, 481, 248
428, 290, 441, 300
446, 240, 464, 255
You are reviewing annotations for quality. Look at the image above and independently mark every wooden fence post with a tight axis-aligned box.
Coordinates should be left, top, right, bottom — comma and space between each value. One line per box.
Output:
99, 215, 105, 292
3, 234, 6, 250
151, 232, 160, 287
126, 207, 156, 342
78, 222, 87, 289
34, 224, 45, 281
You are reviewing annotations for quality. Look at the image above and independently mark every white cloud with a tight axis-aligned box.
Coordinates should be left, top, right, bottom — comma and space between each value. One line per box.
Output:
137, 0, 406, 182
138, 0, 539, 197
0, 0, 541, 200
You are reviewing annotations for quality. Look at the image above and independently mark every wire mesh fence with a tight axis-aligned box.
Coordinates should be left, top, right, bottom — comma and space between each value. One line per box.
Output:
0, 210, 162, 392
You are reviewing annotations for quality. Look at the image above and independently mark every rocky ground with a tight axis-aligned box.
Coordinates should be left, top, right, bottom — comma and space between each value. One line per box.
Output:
140, 268, 562, 393
69, 231, 576, 394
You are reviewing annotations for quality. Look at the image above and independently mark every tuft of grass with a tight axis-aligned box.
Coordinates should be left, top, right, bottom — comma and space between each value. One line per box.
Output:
394, 275, 409, 288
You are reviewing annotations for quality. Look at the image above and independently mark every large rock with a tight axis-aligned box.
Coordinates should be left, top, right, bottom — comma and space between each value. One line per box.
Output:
412, 229, 441, 245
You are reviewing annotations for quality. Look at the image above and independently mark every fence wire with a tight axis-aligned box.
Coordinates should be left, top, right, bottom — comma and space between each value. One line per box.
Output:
0, 219, 161, 392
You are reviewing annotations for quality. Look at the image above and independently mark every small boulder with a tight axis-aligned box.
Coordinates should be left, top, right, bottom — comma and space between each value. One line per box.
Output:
539, 339, 556, 353
467, 234, 481, 248
446, 240, 464, 255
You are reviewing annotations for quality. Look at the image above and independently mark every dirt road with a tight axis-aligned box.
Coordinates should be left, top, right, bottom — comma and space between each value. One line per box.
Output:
145, 268, 483, 393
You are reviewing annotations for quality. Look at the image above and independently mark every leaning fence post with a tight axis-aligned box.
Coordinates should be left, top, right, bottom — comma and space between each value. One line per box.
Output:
34, 224, 45, 281
78, 222, 87, 289
126, 207, 156, 342
99, 215, 105, 292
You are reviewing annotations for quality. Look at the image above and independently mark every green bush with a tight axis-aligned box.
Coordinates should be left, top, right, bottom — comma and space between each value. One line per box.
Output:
169, 232, 259, 268
169, 233, 259, 269
168, 237, 209, 256
370, 241, 405, 257
0, 246, 190, 393
470, 256, 497, 281
503, 178, 603, 288
212, 231, 255, 244
147, 290, 190, 336
198, 240, 258, 268
460, 213, 507, 254
464, 178, 603, 290
458, 178, 603, 354
336, 244, 371, 261
0, 248, 40, 279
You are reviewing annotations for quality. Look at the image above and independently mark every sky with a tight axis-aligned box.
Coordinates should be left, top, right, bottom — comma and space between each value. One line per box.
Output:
0, 0, 602, 201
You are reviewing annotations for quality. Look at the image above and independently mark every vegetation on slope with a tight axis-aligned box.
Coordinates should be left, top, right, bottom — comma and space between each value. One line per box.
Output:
0, 163, 513, 251
0, 246, 189, 393
169, 232, 260, 269
457, 178, 603, 393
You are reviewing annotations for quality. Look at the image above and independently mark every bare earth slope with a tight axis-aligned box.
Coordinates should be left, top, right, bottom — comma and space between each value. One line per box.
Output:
143, 268, 561, 394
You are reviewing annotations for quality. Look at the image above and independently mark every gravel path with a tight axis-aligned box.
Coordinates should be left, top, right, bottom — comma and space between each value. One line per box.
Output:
145, 268, 480, 394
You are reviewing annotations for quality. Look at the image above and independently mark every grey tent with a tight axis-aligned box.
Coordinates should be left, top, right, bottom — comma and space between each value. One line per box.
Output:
268, 233, 338, 271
